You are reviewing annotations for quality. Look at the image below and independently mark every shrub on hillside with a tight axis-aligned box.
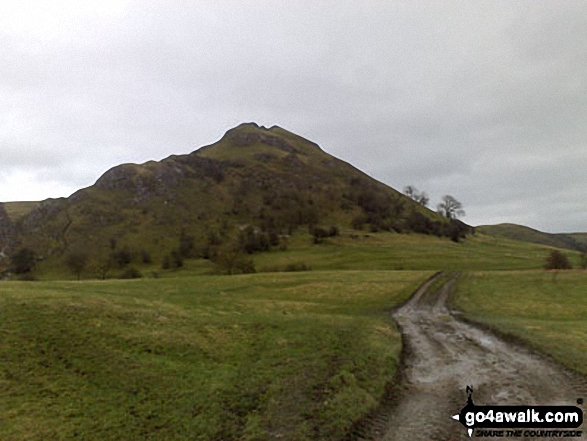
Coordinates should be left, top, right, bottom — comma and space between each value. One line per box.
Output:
545, 250, 572, 270
329, 225, 340, 237
179, 231, 196, 258
238, 226, 271, 254
141, 250, 152, 264
65, 251, 89, 280
268, 230, 280, 247
351, 214, 368, 230
161, 249, 184, 269
171, 249, 184, 268
407, 211, 433, 235
212, 244, 256, 275
111, 248, 132, 268
284, 262, 311, 272
118, 267, 143, 279
10, 248, 37, 274
311, 226, 330, 244
92, 256, 113, 280
448, 219, 469, 243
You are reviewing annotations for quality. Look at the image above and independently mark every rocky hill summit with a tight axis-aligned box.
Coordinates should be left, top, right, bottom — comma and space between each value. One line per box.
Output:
1, 123, 468, 271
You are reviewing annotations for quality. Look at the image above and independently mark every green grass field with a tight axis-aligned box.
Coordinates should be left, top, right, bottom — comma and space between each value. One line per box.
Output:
5, 224, 587, 440
255, 232, 567, 272
32, 231, 578, 282
452, 270, 587, 376
0, 271, 429, 440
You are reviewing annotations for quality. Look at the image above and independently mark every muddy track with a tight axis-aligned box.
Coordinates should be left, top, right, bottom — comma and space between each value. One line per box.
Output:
349, 274, 587, 441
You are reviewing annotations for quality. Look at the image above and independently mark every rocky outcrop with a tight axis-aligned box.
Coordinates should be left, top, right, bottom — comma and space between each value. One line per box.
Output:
18, 198, 67, 234
218, 122, 322, 155
93, 155, 228, 203
0, 203, 15, 257
229, 131, 301, 154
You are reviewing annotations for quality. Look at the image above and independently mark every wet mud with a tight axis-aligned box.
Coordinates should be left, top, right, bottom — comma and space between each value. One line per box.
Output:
349, 274, 587, 441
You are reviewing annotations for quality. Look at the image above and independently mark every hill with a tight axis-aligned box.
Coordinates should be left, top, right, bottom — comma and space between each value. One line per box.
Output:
2, 201, 40, 221
0, 123, 467, 275
477, 223, 587, 252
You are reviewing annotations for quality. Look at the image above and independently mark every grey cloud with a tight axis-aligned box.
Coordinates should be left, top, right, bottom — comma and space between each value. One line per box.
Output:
1, 0, 586, 232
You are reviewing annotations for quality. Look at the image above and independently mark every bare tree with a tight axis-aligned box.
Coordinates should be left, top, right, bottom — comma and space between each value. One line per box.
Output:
212, 243, 255, 275
416, 192, 429, 207
545, 250, 572, 270
437, 195, 465, 219
65, 251, 89, 281
94, 258, 113, 280
403, 185, 417, 199
403, 185, 429, 207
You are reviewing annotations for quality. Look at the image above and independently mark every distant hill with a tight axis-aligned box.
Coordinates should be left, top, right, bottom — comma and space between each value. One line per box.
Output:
477, 223, 587, 252
0, 123, 467, 270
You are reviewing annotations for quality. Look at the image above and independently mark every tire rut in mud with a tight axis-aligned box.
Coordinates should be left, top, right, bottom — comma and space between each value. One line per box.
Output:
347, 273, 587, 441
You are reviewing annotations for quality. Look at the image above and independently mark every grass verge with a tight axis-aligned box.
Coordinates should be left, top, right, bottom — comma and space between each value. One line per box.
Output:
452, 270, 587, 376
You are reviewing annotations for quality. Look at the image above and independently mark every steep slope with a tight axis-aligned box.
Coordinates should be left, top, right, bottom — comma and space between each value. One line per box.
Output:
0, 204, 16, 258
2, 123, 463, 269
478, 223, 587, 252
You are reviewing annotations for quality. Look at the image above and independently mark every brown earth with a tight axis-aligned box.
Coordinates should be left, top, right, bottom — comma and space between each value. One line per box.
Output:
350, 274, 587, 441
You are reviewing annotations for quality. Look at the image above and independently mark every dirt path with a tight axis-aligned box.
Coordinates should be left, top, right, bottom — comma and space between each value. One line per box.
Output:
351, 274, 587, 441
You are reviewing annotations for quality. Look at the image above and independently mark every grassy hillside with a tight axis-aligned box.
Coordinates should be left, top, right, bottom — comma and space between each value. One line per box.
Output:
2, 201, 39, 221
567, 232, 587, 250
0, 270, 428, 440
29, 230, 578, 281
3, 123, 465, 276
254, 231, 572, 272
478, 223, 587, 252
452, 271, 587, 376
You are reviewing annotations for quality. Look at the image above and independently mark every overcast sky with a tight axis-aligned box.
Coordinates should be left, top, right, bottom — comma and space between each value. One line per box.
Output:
2, 0, 586, 233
